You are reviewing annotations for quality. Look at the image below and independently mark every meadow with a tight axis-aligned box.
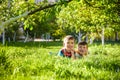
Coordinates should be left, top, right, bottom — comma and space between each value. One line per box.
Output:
0, 41, 120, 80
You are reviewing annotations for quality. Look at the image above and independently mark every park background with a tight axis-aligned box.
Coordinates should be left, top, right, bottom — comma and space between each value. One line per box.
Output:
0, 0, 120, 80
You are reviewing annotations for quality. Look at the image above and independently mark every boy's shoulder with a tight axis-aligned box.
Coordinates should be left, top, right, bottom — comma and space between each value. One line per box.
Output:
75, 50, 83, 58
59, 48, 66, 52
58, 48, 65, 57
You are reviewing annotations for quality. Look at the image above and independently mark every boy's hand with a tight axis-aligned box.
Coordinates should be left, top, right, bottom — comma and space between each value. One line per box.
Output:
70, 48, 76, 59
70, 48, 74, 52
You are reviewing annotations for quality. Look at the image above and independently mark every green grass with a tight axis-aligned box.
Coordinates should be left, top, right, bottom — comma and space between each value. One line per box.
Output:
0, 41, 120, 80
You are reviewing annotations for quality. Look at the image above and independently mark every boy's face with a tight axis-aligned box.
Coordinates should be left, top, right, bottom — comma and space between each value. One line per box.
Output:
63, 39, 74, 52
78, 45, 88, 55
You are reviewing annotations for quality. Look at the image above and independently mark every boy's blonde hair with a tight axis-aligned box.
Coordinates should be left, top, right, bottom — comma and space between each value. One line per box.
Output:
63, 35, 75, 43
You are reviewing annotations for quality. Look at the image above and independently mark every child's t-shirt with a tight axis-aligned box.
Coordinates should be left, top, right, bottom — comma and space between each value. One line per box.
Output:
58, 49, 72, 58
75, 53, 83, 58
75, 50, 83, 58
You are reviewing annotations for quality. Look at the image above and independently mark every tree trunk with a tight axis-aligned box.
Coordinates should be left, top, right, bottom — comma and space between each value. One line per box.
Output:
35, 0, 43, 4
101, 27, 104, 46
86, 34, 89, 43
45, 33, 50, 42
115, 32, 119, 41
34, 33, 36, 41
24, 31, 29, 43
90, 38, 93, 44
78, 31, 82, 43
13, 32, 16, 42
8, 37, 10, 42
2, 30, 5, 45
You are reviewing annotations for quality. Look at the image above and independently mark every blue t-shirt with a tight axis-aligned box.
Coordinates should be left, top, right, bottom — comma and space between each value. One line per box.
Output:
58, 49, 72, 58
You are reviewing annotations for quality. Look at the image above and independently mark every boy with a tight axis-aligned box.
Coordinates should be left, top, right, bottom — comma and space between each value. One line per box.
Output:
57, 35, 75, 59
75, 41, 88, 58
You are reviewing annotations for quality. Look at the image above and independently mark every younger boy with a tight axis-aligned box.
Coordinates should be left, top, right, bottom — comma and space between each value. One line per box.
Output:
75, 41, 88, 58
57, 35, 75, 59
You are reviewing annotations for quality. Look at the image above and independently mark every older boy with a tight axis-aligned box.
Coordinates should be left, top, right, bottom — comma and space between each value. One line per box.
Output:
57, 35, 75, 59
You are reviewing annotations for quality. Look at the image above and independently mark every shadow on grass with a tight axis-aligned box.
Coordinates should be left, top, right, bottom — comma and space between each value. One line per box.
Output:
91, 41, 120, 45
1, 40, 120, 48
3, 41, 63, 48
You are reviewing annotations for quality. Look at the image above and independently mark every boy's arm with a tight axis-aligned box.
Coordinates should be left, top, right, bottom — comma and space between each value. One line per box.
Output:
71, 52, 76, 59
57, 49, 64, 57
75, 53, 82, 59
71, 49, 76, 59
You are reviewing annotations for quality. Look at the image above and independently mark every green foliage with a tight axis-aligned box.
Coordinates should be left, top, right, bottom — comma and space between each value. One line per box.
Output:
0, 0, 120, 41
56, 0, 120, 41
0, 42, 120, 80
0, 0, 72, 38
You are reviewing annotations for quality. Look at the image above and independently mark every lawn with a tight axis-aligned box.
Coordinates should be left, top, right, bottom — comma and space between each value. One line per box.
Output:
0, 41, 120, 80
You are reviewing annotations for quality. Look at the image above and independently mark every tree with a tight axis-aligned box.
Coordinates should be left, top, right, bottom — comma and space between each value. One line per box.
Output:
0, 0, 72, 44
56, 0, 120, 45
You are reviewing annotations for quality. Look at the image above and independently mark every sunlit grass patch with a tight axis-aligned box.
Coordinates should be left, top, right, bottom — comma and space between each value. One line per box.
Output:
0, 41, 120, 80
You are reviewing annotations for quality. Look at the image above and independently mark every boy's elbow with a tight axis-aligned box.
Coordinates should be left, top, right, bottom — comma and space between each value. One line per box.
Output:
57, 53, 64, 57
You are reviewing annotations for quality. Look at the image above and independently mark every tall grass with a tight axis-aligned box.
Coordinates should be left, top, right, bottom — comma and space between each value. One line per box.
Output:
0, 41, 120, 80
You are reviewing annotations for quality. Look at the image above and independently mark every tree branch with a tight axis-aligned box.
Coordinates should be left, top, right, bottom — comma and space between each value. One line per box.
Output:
28, 0, 72, 15
0, 0, 72, 33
